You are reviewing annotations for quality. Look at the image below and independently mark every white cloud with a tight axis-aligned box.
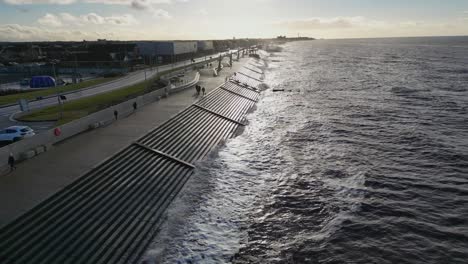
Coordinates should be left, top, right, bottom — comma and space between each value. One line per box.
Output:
60, 12, 80, 23
37, 12, 139, 27
4, 0, 175, 4
197, 8, 208, 16
277, 16, 379, 30
4, 0, 76, 4
151, 8, 170, 18
4, 0, 176, 17
37, 13, 63, 27
276, 15, 468, 39
0, 23, 145, 41
85, 0, 171, 5
128, 0, 172, 18
103, 13, 139, 24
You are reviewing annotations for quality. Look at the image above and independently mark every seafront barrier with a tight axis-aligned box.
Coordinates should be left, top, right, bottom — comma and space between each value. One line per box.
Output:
0, 60, 265, 263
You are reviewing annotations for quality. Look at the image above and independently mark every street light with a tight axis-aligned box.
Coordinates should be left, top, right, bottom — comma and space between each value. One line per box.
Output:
50, 59, 59, 87
58, 94, 67, 120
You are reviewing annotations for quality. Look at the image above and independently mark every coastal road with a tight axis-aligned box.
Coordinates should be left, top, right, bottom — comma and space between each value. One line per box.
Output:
0, 50, 238, 132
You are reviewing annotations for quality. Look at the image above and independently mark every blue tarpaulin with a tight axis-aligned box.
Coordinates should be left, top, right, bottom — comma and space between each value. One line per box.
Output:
30, 76, 55, 88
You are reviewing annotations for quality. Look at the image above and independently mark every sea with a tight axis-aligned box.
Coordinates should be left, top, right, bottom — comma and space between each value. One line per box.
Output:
142, 37, 468, 264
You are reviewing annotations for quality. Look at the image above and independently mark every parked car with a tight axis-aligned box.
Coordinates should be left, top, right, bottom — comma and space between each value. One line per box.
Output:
0, 126, 35, 142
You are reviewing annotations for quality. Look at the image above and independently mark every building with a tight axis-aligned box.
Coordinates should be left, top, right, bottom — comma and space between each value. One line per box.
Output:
135, 41, 198, 64
197, 40, 214, 52
0, 44, 43, 63
73, 41, 136, 62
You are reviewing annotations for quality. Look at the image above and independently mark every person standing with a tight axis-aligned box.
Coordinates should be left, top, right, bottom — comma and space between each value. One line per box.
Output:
202, 87, 206, 96
8, 153, 16, 172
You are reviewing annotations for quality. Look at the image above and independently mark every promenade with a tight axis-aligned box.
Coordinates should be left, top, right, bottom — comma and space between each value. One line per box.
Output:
0, 57, 250, 227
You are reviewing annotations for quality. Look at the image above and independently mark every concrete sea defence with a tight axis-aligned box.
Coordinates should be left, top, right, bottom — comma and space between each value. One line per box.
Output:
0, 62, 264, 263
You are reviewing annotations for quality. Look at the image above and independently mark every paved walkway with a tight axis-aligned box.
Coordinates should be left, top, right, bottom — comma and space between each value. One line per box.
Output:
0, 56, 249, 228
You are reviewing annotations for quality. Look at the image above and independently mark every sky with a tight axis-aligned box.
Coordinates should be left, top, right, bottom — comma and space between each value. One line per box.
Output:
0, 0, 468, 41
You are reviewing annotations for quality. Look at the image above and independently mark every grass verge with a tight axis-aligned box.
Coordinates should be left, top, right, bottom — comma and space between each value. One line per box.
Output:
0, 77, 119, 106
18, 78, 155, 125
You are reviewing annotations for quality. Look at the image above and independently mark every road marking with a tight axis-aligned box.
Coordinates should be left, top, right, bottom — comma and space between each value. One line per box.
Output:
9, 111, 22, 122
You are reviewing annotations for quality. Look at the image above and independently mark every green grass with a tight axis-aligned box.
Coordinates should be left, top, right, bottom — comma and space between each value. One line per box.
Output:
0, 77, 118, 106
18, 60, 215, 125
19, 78, 154, 125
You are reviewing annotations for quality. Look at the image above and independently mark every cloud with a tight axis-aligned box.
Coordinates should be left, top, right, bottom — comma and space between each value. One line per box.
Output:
4, 0, 176, 4
151, 8, 170, 18
0, 24, 39, 38
85, 0, 171, 5
4, 0, 76, 4
37, 13, 63, 27
103, 13, 140, 24
4, 0, 177, 17
197, 8, 208, 16
277, 16, 373, 30
0, 23, 78, 41
0, 23, 144, 41
37, 12, 139, 27
275, 15, 468, 39
126, 0, 172, 18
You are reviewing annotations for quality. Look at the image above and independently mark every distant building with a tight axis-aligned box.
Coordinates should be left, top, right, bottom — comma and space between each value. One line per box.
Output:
41, 44, 68, 60
0, 44, 43, 63
66, 41, 137, 62
135, 41, 198, 64
197, 41, 214, 51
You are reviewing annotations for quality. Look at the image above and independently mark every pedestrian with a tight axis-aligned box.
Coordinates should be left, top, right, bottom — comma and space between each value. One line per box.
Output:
8, 153, 15, 172
202, 87, 206, 95
196, 85, 200, 95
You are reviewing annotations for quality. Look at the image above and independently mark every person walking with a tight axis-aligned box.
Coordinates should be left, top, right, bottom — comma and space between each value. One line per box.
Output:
202, 87, 206, 96
196, 85, 200, 95
8, 153, 16, 172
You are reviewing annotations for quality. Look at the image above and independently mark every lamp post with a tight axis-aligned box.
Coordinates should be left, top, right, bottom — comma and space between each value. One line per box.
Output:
51, 61, 57, 87
73, 53, 78, 84
57, 94, 66, 120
